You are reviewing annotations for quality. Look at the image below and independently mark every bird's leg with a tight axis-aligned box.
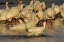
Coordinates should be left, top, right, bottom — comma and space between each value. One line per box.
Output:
14, 19, 20, 25
46, 22, 49, 25
11, 20, 13, 27
50, 18, 52, 26
40, 20, 43, 27
5, 20, 10, 30
46, 19, 52, 26
36, 15, 41, 26
5, 19, 13, 30
15, 19, 20, 24
11, 18, 17, 25
49, 18, 54, 29
0, 20, 2, 24
46, 19, 50, 25
38, 20, 43, 27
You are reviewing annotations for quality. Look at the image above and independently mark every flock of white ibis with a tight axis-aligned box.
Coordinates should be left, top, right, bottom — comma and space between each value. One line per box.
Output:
0, 0, 64, 36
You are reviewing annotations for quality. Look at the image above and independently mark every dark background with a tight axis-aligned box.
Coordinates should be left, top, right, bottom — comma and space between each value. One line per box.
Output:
0, 0, 64, 8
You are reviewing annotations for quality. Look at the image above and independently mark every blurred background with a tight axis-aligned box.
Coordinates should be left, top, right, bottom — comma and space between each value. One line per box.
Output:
0, 0, 64, 5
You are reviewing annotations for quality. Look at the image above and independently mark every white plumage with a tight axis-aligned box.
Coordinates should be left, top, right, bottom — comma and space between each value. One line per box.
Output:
20, 4, 25, 11
24, 12, 32, 22
26, 19, 37, 29
33, 1, 46, 12
37, 10, 45, 20
6, 1, 23, 19
61, 9, 64, 18
41, 2, 46, 10
46, 8, 55, 18
60, 5, 63, 10
33, 0, 42, 12
60, 3, 64, 11
0, 2, 9, 20
23, 0, 34, 10
53, 6, 60, 14
27, 22, 46, 36
0, 10, 9, 20
0, 9, 4, 15
6, 7, 20, 19
52, 3, 60, 14
0, 2, 9, 15
20, 9, 33, 22
10, 19, 26, 31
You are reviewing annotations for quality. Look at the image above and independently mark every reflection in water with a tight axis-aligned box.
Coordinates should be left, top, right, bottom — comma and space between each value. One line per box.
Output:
0, 35, 55, 42
0, 35, 64, 42
27, 37, 46, 42
0, 18, 64, 42
46, 38, 55, 42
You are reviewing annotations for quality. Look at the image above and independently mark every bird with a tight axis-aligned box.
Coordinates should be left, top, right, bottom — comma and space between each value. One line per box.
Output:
10, 19, 26, 34
60, 3, 64, 9
0, 2, 9, 21
45, 8, 56, 26
52, 3, 60, 14
27, 21, 46, 36
33, 0, 42, 13
61, 9, 64, 20
19, 8, 37, 29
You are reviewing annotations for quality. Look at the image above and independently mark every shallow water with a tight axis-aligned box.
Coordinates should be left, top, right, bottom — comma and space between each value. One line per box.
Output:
0, 18, 64, 42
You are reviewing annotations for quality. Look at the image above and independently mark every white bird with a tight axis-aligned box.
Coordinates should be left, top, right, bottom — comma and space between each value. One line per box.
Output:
20, 4, 25, 11
20, 8, 33, 22
25, 10, 45, 30
60, 5, 63, 10
61, 9, 64, 24
26, 19, 37, 29
0, 2, 9, 20
62, 3, 64, 9
23, 0, 34, 10
52, 3, 60, 14
0, 2, 9, 16
60, 3, 64, 11
20, 9, 37, 29
36, 9, 45, 20
41, 2, 46, 10
0, 9, 4, 16
30, 0, 35, 6
45, 8, 56, 26
61, 9, 64, 19
27, 22, 46, 36
26, 8, 45, 27
46, 8, 56, 19
32, 4, 45, 23
10, 19, 26, 32
33, 0, 42, 12
16, 8, 31, 20
6, 1, 23, 20
33, 0, 46, 12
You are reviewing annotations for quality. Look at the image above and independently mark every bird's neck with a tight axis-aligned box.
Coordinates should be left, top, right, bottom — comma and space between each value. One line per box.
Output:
6, 3, 9, 10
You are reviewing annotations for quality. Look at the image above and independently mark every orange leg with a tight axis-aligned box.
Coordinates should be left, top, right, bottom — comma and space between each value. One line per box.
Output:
40, 20, 43, 26
46, 18, 52, 26
5, 20, 11, 30
18, 31, 21, 35
50, 18, 52, 26
14, 20, 20, 25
